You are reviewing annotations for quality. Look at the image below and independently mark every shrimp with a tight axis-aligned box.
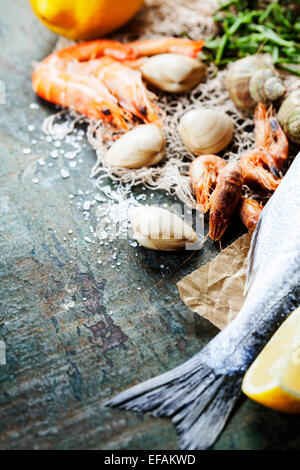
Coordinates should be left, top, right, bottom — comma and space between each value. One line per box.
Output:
189, 155, 226, 212
254, 104, 288, 174
55, 40, 136, 62
239, 196, 263, 232
95, 61, 161, 124
67, 57, 161, 124
130, 37, 205, 58
267, 116, 289, 171
32, 58, 130, 129
32, 37, 205, 129
240, 148, 281, 192
209, 162, 243, 242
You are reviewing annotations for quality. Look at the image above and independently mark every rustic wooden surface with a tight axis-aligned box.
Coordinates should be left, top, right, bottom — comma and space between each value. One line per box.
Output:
0, 0, 299, 450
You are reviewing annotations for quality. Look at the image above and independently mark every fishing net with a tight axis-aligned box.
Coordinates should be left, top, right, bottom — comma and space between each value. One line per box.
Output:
42, 0, 263, 207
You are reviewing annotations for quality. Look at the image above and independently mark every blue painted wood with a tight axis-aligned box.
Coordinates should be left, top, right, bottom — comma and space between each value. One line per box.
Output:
0, 0, 299, 450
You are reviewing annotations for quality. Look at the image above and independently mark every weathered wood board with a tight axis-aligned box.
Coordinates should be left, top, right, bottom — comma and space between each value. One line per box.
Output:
0, 0, 299, 450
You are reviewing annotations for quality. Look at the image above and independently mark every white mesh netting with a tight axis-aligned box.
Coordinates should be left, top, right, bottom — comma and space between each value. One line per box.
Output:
41, 0, 280, 207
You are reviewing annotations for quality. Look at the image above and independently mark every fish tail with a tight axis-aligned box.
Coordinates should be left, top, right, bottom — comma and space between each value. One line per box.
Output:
106, 346, 243, 450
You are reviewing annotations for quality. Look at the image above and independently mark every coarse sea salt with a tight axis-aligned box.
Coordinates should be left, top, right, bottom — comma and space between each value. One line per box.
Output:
83, 201, 91, 211
65, 151, 77, 160
60, 169, 70, 179
50, 150, 58, 159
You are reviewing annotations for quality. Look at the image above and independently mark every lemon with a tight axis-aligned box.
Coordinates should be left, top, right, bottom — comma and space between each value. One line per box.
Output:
242, 307, 300, 414
30, 0, 144, 40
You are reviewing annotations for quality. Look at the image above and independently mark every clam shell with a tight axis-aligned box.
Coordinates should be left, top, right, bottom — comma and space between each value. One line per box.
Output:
140, 54, 206, 93
178, 108, 234, 155
129, 206, 198, 251
105, 124, 165, 169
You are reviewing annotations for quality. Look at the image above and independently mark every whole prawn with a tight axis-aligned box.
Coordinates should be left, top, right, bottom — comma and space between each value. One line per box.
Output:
209, 162, 243, 242
239, 196, 263, 232
189, 155, 226, 213
255, 103, 289, 174
32, 38, 205, 129
240, 147, 281, 192
240, 104, 287, 192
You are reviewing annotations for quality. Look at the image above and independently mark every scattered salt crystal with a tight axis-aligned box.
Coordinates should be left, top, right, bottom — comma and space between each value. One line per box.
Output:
69, 194, 74, 199
83, 201, 91, 211
28, 125, 35, 132
60, 169, 70, 179
65, 151, 77, 160
69, 161, 77, 169
31, 139, 37, 145
50, 150, 58, 159
68, 230, 73, 234
48, 162, 54, 167
84, 236, 92, 243
23, 148, 31, 154
46, 136, 52, 143
32, 178, 39, 184
30, 103, 39, 110
97, 260, 102, 265
54, 141, 61, 148
38, 158, 45, 166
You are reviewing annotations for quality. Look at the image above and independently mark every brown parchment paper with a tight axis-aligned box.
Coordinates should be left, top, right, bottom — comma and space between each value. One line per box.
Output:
177, 233, 252, 330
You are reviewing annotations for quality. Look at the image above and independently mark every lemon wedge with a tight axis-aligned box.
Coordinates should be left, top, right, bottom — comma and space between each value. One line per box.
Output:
242, 307, 300, 413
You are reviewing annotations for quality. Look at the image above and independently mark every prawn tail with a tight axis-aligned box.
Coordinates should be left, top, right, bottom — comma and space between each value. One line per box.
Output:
106, 347, 243, 450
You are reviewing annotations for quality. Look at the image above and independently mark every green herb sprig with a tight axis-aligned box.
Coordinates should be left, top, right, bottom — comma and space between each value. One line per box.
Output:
202, 0, 300, 76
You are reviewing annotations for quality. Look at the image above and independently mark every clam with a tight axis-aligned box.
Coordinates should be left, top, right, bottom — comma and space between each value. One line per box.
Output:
105, 124, 165, 169
129, 206, 198, 251
226, 55, 286, 110
178, 108, 234, 155
278, 90, 300, 144
140, 53, 207, 93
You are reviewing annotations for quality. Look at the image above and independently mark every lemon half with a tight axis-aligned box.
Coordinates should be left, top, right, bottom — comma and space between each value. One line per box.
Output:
242, 307, 300, 413
30, 0, 144, 40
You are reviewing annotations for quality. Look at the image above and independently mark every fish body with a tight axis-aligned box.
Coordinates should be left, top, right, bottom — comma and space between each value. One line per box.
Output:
107, 153, 300, 450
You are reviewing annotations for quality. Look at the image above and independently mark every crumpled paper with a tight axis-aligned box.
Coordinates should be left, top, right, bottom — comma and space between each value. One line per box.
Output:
177, 233, 251, 330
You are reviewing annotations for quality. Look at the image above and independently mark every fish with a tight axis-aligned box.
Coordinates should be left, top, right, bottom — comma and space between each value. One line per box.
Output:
106, 152, 300, 450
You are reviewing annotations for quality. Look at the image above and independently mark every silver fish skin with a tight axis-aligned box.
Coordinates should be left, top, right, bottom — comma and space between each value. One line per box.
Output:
107, 153, 300, 450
